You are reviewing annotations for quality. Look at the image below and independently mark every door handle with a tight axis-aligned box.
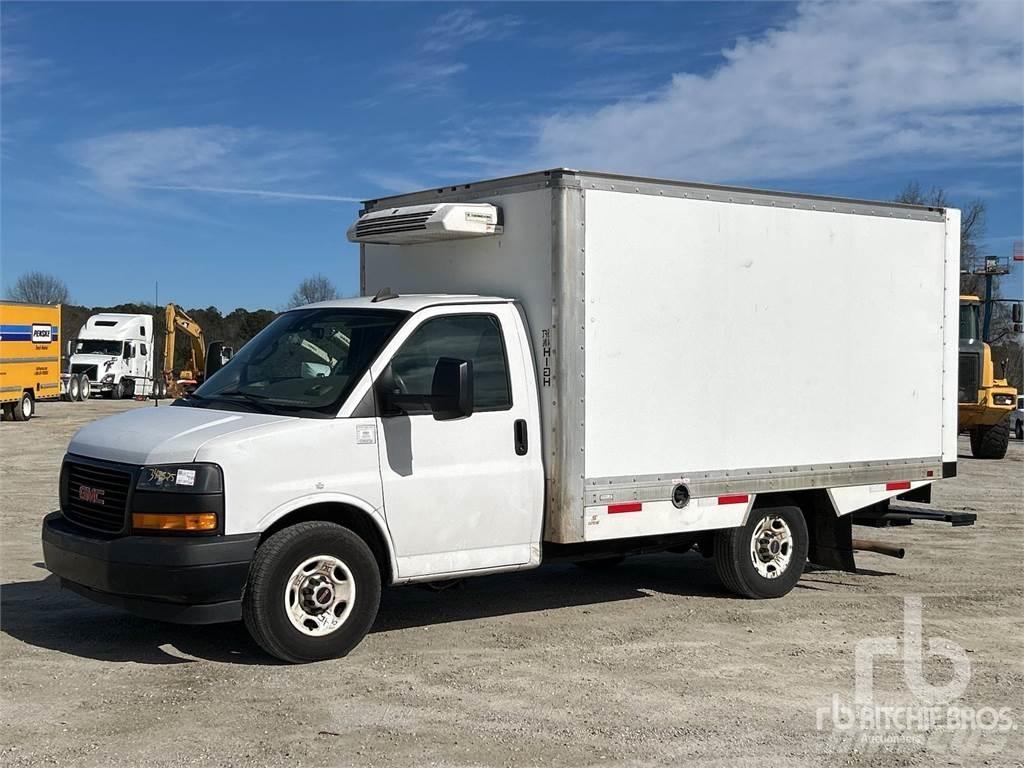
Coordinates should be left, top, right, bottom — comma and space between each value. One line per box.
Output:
514, 419, 528, 456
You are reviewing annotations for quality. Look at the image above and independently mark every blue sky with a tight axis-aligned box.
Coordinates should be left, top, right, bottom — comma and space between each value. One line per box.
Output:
2, 1, 1022, 311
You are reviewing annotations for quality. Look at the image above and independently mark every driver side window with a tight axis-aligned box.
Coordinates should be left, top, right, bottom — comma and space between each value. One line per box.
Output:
388, 314, 512, 413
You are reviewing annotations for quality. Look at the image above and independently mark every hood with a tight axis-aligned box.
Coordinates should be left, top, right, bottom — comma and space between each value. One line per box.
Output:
68, 405, 291, 465
70, 353, 120, 369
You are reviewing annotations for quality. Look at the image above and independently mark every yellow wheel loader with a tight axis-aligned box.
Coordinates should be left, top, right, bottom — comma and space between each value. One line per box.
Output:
958, 295, 1016, 459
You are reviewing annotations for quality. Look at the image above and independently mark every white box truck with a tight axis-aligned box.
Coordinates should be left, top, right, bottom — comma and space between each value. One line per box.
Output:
67, 313, 156, 399
43, 170, 973, 663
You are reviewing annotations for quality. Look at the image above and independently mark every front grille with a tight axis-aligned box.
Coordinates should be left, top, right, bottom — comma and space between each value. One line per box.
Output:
70, 363, 98, 382
958, 352, 980, 404
63, 460, 132, 533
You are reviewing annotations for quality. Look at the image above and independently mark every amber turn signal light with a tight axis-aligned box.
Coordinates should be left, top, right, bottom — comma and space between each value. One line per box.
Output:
132, 512, 218, 531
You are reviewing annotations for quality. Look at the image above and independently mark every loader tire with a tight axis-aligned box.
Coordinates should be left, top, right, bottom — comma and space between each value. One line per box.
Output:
714, 505, 807, 599
970, 421, 1009, 460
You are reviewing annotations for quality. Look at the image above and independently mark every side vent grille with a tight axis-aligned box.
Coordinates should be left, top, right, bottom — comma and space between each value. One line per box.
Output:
354, 210, 435, 239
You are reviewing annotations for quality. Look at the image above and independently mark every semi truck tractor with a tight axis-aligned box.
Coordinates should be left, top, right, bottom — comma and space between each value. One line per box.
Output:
957, 295, 1017, 459
43, 170, 971, 662
68, 313, 156, 399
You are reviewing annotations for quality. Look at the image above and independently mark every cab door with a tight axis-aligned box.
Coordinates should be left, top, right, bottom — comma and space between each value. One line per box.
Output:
372, 304, 543, 579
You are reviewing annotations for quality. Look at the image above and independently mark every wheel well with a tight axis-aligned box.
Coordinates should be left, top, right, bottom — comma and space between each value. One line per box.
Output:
261, 502, 394, 584
752, 489, 855, 572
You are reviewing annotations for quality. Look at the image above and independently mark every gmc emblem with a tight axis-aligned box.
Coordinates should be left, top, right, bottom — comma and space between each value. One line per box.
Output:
78, 485, 105, 506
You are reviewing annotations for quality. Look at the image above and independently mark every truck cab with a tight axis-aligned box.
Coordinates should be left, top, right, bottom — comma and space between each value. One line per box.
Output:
958, 296, 1016, 458
43, 295, 545, 660
69, 313, 155, 399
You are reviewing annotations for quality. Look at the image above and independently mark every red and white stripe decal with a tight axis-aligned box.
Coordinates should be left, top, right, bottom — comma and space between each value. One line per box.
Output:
607, 502, 642, 514
717, 494, 749, 505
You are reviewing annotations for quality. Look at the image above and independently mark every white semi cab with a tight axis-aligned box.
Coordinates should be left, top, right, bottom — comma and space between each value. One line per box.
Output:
68, 313, 156, 399
43, 170, 971, 663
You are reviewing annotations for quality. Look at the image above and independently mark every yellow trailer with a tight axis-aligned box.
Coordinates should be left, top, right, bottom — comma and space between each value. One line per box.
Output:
0, 301, 63, 421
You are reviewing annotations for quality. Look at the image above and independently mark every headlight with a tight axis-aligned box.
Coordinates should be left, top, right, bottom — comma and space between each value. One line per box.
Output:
993, 394, 1014, 406
136, 463, 223, 493
102, 374, 115, 383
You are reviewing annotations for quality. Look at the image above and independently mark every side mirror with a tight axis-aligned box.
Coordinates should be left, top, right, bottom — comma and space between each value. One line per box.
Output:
66, 340, 73, 357
430, 357, 473, 421
205, 341, 233, 379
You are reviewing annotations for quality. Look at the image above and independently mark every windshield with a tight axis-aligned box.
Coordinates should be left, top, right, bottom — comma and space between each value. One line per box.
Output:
75, 339, 124, 356
959, 304, 980, 341
182, 308, 408, 417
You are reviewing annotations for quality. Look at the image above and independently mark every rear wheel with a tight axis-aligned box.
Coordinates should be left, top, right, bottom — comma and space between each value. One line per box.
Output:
79, 375, 92, 400
68, 376, 81, 402
970, 421, 1009, 460
714, 506, 808, 598
243, 522, 381, 663
12, 392, 34, 422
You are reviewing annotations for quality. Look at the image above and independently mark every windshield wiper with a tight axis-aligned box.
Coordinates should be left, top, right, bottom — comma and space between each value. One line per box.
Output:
208, 390, 277, 413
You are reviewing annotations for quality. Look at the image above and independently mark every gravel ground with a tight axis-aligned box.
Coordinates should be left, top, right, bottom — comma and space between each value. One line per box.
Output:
2, 399, 1022, 767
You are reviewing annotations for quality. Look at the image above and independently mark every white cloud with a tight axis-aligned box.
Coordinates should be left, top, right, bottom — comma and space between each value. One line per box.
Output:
384, 8, 521, 93
535, 1, 1023, 182
0, 44, 50, 86
67, 126, 348, 207
420, 8, 521, 53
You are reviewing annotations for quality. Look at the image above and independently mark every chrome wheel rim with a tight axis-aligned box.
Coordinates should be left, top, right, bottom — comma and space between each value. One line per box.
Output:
750, 514, 793, 579
284, 555, 355, 636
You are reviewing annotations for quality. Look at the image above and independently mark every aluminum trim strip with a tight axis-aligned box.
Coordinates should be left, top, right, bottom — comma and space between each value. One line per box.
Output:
584, 457, 942, 505
574, 174, 944, 222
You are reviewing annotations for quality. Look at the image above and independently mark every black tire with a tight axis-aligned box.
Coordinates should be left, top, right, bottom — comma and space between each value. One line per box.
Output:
113, 380, 126, 400
970, 421, 1009, 460
79, 375, 92, 400
573, 555, 626, 569
1, 403, 13, 421
68, 375, 81, 402
243, 521, 381, 663
12, 391, 34, 422
1015, 420, 1023, 441
714, 505, 808, 599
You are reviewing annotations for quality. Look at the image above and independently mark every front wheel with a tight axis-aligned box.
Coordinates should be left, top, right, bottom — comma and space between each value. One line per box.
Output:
243, 522, 381, 663
113, 380, 126, 400
714, 506, 808, 599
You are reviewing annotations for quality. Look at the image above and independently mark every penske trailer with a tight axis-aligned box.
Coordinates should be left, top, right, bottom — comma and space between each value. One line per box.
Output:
1, 301, 64, 420
43, 170, 971, 662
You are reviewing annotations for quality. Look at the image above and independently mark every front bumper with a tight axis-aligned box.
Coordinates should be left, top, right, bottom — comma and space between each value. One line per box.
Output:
42, 512, 259, 624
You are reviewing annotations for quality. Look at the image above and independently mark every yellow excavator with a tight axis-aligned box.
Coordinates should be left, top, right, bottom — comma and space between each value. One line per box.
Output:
162, 304, 232, 398
958, 295, 1017, 459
